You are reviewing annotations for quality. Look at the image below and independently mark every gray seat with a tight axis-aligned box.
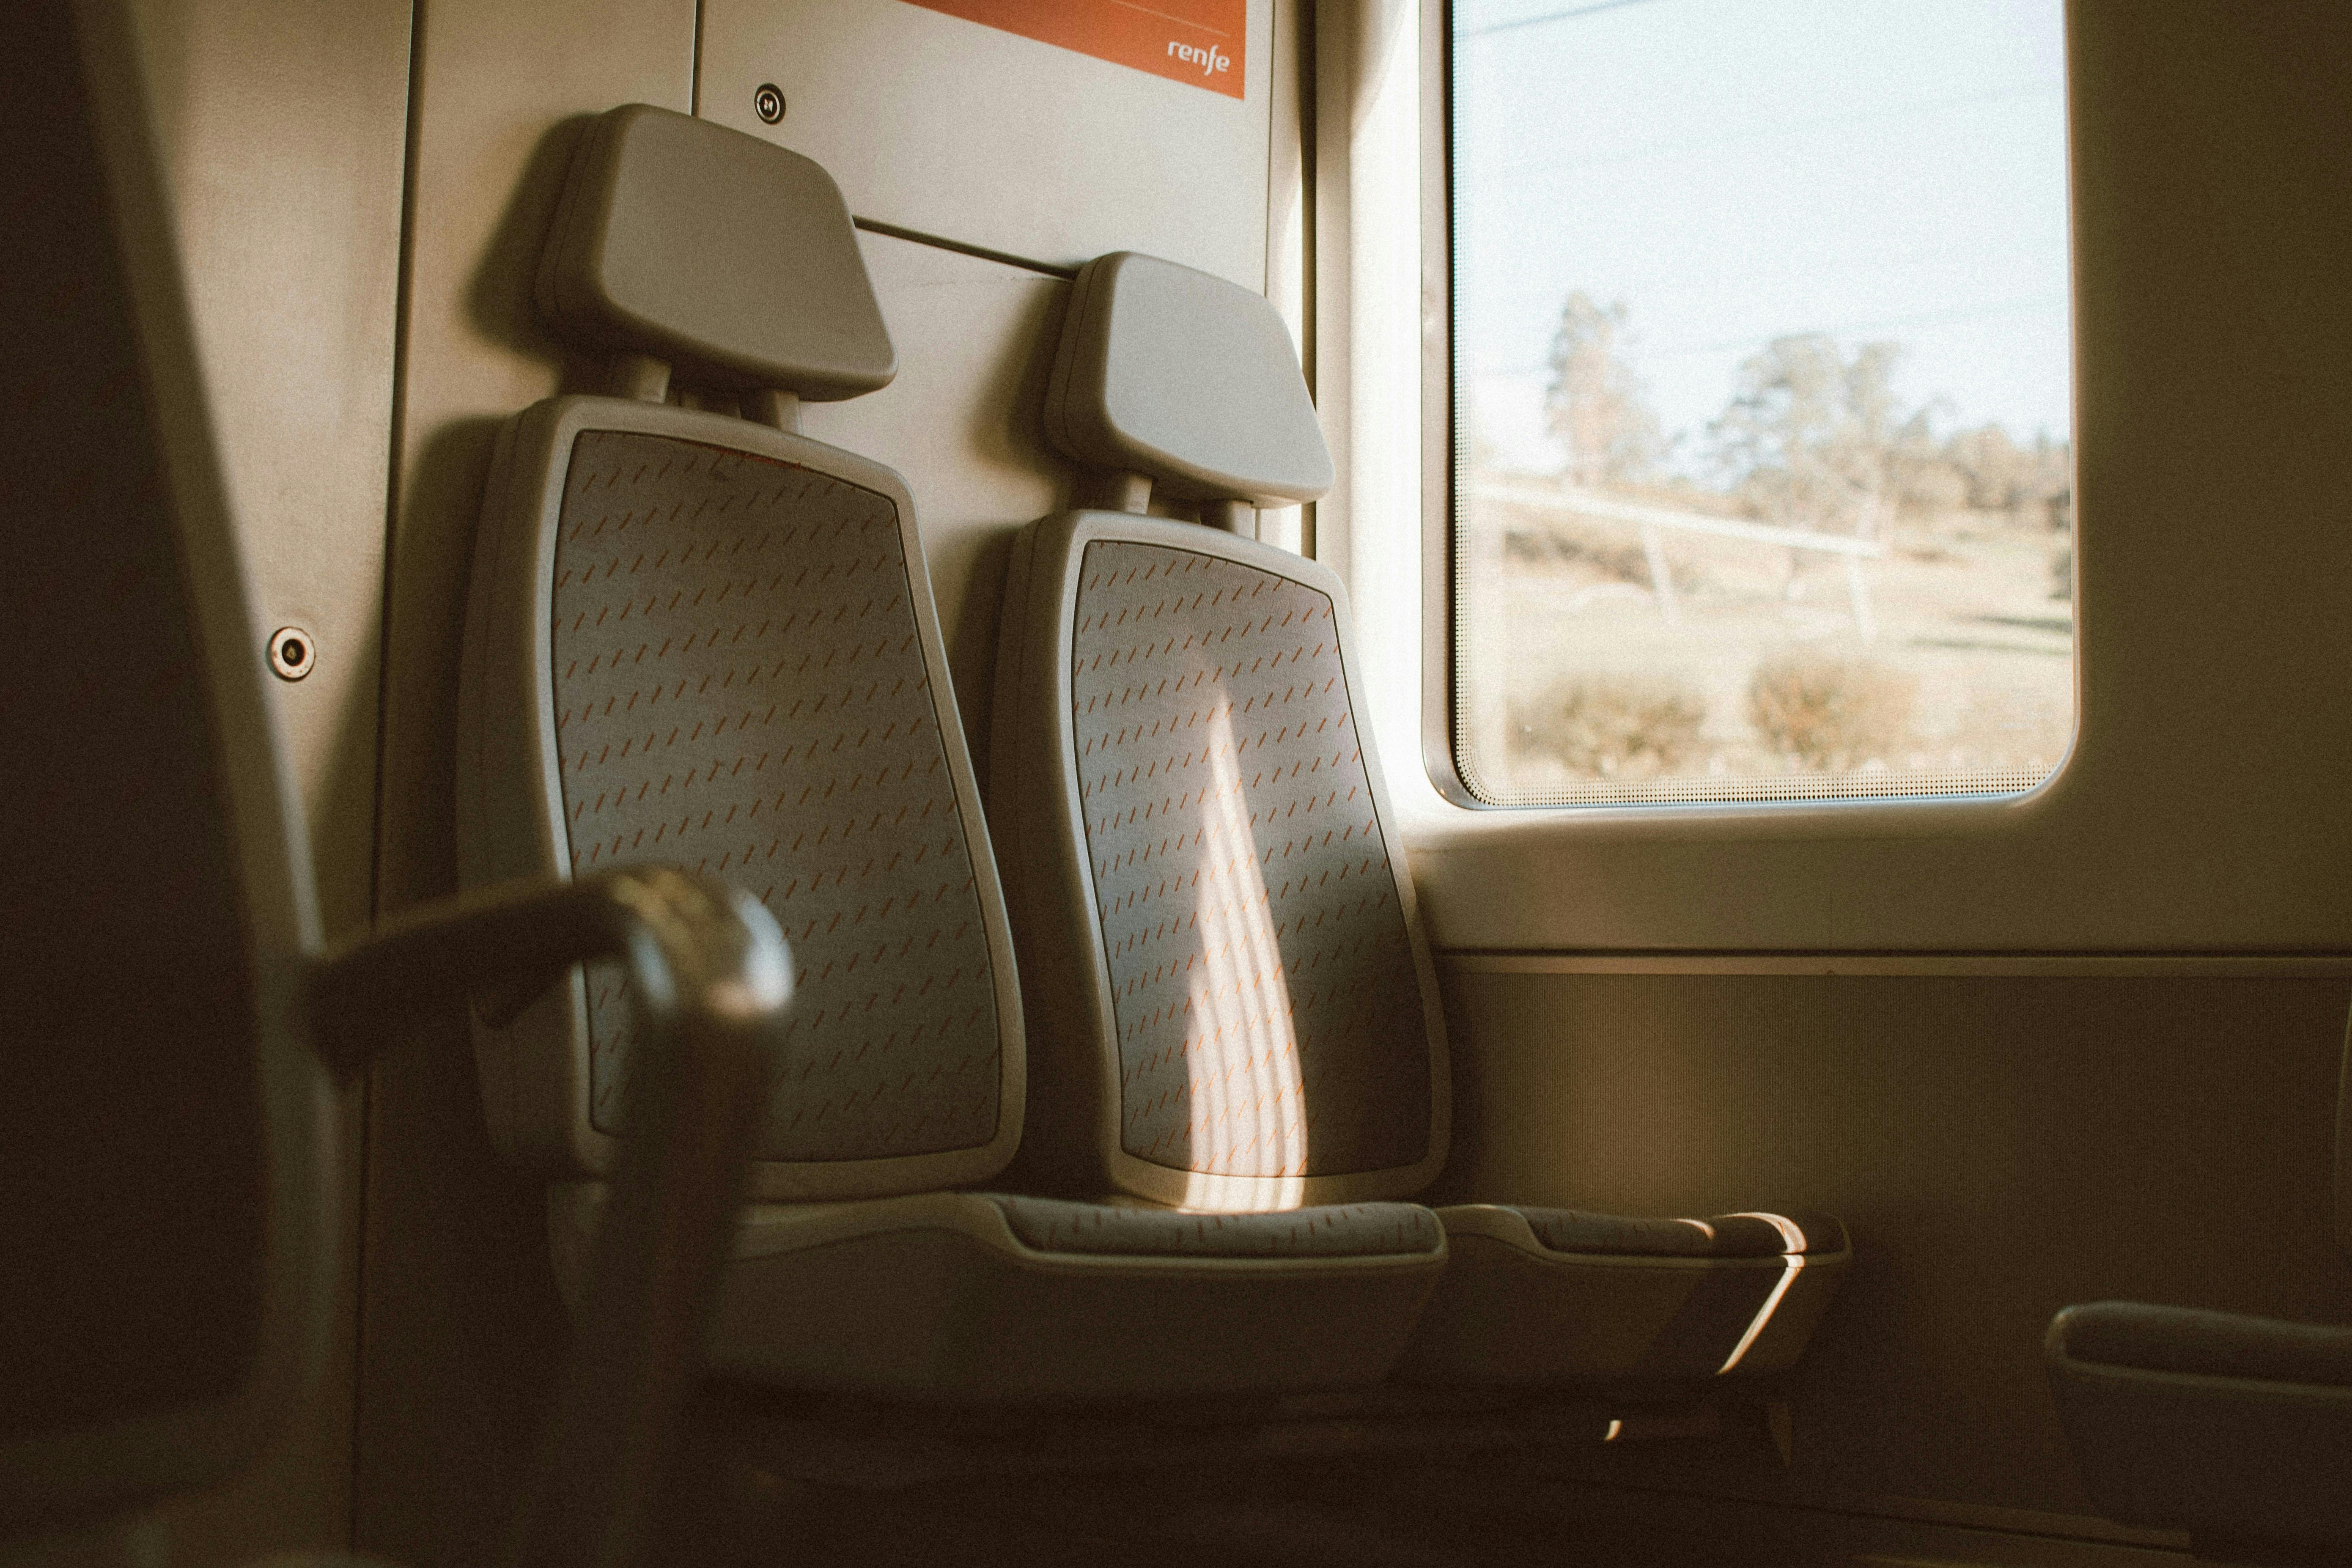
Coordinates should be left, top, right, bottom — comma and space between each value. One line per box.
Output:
989, 249, 1850, 1387
1, 12, 787, 1561
456, 107, 1444, 1404
2045, 1009, 2352, 1561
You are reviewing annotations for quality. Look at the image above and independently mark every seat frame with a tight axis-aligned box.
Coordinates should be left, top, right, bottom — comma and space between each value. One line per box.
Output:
551, 1185, 1445, 1405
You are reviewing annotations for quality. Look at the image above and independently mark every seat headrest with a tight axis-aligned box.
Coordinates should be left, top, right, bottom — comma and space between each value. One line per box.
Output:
1045, 252, 1334, 507
538, 104, 895, 401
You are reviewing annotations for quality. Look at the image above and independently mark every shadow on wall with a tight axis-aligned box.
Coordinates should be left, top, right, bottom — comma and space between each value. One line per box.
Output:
384, 116, 589, 914
946, 271, 1075, 786
464, 114, 587, 371
358, 121, 594, 1567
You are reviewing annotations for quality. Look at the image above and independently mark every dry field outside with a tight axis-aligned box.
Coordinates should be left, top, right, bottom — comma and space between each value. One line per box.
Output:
1455, 476, 2075, 805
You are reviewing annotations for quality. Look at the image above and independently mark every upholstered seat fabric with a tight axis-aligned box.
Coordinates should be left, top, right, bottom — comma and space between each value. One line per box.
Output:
546, 427, 1002, 1162
991, 514, 1452, 1212
463, 393, 1023, 1199
987, 1196, 1443, 1258
1069, 540, 1431, 1180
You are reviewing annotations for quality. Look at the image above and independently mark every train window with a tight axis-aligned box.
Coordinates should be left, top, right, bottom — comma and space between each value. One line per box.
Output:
1447, 0, 2075, 806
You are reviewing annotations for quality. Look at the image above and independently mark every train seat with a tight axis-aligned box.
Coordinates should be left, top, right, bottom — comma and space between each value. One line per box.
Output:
456, 106, 1442, 1403
989, 249, 1851, 1387
2044, 1008, 2352, 1560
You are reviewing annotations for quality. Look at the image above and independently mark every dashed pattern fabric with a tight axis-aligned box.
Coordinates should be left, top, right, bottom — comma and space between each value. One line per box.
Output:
988, 1196, 1443, 1258
550, 430, 1000, 1161
1070, 541, 1432, 1178
1511, 1208, 1844, 1258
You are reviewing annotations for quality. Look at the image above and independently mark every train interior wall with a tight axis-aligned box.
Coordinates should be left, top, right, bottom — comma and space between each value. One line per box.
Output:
112, 0, 2352, 1563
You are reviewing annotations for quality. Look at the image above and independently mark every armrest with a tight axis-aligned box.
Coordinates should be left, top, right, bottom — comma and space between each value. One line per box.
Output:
2050, 1300, 2352, 1390
307, 868, 789, 1568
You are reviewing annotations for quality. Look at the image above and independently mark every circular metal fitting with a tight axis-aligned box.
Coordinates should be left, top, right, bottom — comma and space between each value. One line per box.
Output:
752, 83, 785, 124
267, 625, 316, 682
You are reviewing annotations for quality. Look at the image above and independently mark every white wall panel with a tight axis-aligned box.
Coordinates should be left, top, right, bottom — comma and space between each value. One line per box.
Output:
132, 0, 409, 944
802, 232, 1075, 774
699, 0, 1276, 287
123, 5, 410, 1561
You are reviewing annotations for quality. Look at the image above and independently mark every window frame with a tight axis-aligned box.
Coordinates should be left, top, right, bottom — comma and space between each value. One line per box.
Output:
1309, 0, 2352, 958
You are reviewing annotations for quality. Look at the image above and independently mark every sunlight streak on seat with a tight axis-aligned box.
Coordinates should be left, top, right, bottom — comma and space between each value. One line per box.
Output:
1178, 706, 1306, 1209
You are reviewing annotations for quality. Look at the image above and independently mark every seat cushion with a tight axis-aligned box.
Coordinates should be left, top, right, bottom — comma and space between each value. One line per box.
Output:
985, 1196, 1442, 1258
1392, 1205, 1851, 1386
1509, 1207, 1845, 1259
550, 1186, 1444, 1403
2047, 1302, 2352, 1551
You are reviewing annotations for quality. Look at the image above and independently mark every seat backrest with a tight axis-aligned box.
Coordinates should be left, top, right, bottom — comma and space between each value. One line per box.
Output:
990, 252, 1449, 1212
458, 106, 1024, 1203
0, 0, 332, 1530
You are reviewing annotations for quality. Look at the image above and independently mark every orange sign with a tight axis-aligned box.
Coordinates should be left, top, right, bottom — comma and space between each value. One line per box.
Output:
903, 0, 1247, 100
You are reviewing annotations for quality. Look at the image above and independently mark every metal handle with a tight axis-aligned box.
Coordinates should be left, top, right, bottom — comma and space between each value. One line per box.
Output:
307, 867, 788, 1568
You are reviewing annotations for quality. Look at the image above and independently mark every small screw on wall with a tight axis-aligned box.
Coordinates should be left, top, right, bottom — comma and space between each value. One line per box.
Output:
268, 626, 316, 681
753, 83, 785, 124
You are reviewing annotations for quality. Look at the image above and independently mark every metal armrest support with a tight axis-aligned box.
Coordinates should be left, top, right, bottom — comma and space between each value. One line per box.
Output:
308, 868, 789, 1568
